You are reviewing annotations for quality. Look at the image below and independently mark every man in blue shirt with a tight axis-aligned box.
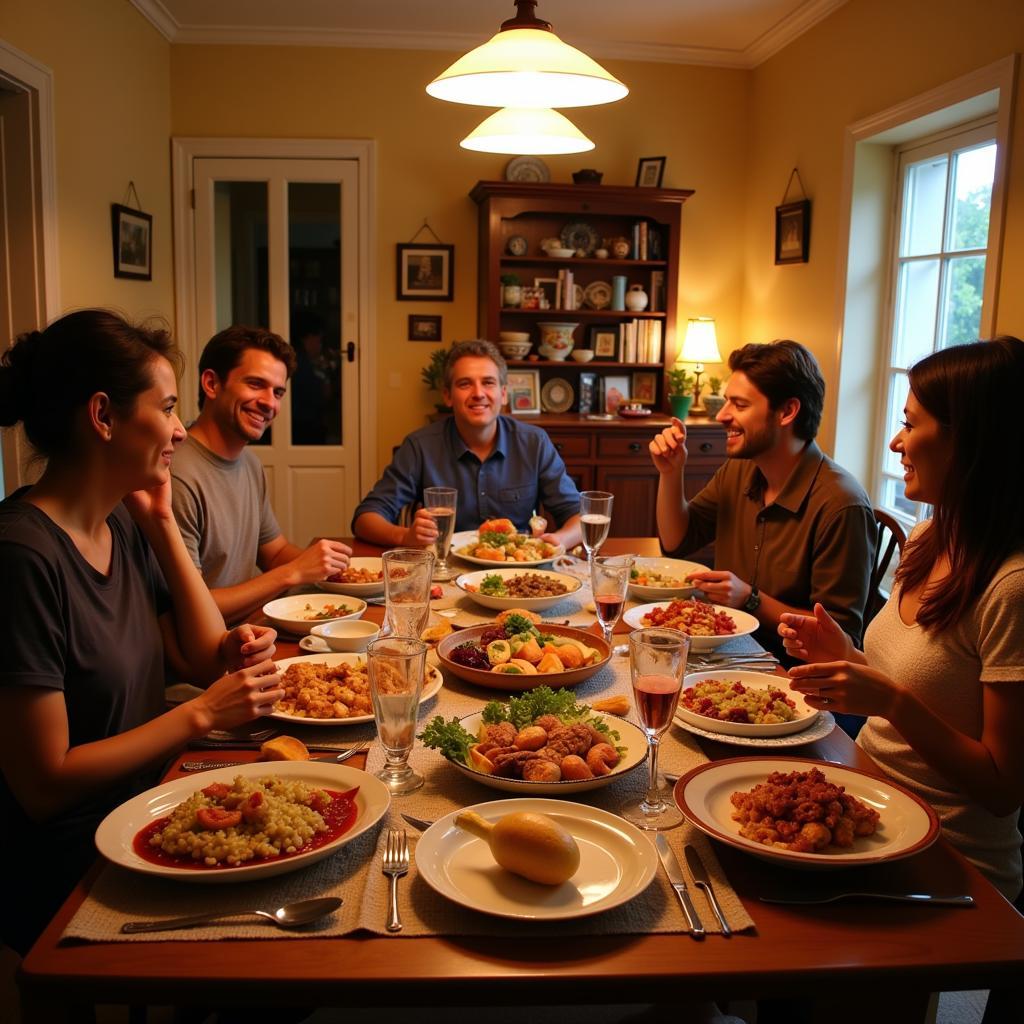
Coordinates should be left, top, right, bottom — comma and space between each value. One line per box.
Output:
353, 340, 582, 550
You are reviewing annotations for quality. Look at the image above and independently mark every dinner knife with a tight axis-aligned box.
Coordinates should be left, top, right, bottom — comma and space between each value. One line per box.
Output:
684, 844, 731, 936
655, 835, 705, 938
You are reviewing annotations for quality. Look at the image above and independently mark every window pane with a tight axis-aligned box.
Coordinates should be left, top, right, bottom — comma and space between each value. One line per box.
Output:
901, 156, 947, 257
949, 143, 995, 251
882, 372, 909, 476
881, 477, 918, 520
939, 255, 985, 348
213, 181, 269, 331
893, 259, 939, 368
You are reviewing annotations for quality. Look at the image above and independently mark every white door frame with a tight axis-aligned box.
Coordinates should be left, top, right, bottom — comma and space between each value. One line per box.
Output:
170, 137, 377, 505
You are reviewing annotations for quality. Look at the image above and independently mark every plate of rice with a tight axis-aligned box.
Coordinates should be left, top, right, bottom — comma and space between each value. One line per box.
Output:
675, 671, 818, 737
623, 599, 758, 651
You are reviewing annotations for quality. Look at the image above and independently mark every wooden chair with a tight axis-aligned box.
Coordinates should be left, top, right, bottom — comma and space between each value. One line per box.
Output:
865, 508, 907, 624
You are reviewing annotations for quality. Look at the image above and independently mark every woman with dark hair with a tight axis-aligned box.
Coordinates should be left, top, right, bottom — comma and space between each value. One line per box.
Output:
780, 336, 1024, 899
0, 310, 285, 954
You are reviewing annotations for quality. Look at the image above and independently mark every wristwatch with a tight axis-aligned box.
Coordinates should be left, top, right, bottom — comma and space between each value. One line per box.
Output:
743, 586, 761, 613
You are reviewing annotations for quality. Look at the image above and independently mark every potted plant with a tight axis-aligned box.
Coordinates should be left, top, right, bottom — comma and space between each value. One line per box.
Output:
703, 376, 726, 417
667, 366, 695, 420
500, 273, 522, 308
421, 347, 452, 413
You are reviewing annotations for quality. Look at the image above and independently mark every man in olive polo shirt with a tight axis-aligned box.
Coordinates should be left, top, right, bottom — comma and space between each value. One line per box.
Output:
648, 340, 875, 659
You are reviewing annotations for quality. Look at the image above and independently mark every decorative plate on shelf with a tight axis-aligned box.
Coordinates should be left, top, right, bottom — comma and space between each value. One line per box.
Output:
541, 377, 576, 413
583, 281, 612, 309
560, 221, 599, 257
505, 156, 550, 183
506, 234, 528, 256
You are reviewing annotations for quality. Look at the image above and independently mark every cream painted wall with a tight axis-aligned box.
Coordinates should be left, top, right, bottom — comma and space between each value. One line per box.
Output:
745, 0, 1024, 451
169, 46, 747, 470
0, 0, 173, 323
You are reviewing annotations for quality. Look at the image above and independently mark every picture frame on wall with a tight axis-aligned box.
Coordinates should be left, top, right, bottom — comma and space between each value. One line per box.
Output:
603, 374, 631, 414
506, 369, 541, 415
408, 314, 442, 341
631, 371, 658, 405
533, 277, 558, 310
577, 372, 598, 414
111, 203, 152, 280
396, 243, 454, 301
775, 199, 811, 264
635, 156, 666, 188
590, 326, 618, 360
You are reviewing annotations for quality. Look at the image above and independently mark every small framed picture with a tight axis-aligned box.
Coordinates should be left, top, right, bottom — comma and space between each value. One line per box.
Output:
506, 369, 541, 415
533, 277, 558, 310
631, 371, 658, 405
635, 156, 666, 188
591, 326, 618, 360
396, 243, 454, 301
603, 374, 631, 414
111, 203, 152, 280
577, 372, 598, 414
408, 314, 442, 341
775, 199, 811, 265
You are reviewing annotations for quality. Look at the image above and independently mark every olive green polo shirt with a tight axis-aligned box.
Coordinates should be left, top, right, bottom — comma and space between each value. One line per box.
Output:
667, 441, 875, 655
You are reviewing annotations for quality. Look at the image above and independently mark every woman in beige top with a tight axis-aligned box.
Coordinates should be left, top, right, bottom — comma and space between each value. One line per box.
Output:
779, 337, 1024, 900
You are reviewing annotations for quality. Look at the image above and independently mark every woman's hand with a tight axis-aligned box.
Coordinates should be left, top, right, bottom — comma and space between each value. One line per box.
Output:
190, 661, 284, 732
778, 603, 858, 663
788, 660, 901, 719
220, 624, 278, 671
123, 475, 175, 526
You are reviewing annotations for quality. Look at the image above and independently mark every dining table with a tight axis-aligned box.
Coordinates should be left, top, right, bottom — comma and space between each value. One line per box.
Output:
17, 537, 1024, 1024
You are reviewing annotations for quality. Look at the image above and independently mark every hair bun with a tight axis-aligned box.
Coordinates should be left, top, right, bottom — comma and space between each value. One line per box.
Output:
0, 328, 44, 427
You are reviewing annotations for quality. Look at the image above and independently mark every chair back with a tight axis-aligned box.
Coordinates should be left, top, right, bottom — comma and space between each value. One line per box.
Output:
866, 508, 907, 624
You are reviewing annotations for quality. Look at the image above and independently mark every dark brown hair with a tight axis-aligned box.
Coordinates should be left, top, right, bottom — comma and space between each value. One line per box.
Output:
895, 336, 1024, 632
0, 309, 177, 458
443, 339, 508, 391
197, 325, 297, 407
728, 340, 825, 441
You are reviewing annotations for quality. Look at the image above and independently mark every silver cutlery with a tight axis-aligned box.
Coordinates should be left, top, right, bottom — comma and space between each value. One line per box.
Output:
382, 828, 410, 933
689, 658, 779, 670
655, 834, 705, 938
121, 896, 343, 933
684, 844, 731, 936
180, 740, 370, 772
401, 813, 435, 832
760, 891, 975, 907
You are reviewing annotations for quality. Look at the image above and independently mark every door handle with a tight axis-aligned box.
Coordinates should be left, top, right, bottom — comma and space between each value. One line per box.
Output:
346, 341, 356, 362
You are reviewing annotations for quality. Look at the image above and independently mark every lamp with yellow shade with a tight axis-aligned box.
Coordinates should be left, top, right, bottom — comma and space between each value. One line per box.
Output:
678, 317, 723, 417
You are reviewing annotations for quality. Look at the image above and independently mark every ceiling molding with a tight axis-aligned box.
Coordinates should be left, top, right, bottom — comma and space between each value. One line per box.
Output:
128, 0, 178, 42
744, 0, 848, 66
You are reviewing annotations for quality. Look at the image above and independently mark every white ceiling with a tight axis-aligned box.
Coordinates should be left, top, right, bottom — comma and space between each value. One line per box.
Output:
130, 0, 848, 69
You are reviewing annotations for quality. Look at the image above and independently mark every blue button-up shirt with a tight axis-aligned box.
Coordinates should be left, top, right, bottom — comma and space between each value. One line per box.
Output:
352, 415, 580, 533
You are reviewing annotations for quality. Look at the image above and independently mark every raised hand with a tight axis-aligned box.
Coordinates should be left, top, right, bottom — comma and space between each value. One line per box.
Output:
778, 603, 857, 664
648, 417, 688, 475
123, 475, 176, 525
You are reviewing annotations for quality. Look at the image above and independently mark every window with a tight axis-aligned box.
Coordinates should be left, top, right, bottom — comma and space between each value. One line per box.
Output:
876, 122, 996, 526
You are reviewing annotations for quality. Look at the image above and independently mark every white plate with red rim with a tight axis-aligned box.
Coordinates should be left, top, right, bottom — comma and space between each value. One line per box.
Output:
455, 567, 583, 612
622, 600, 759, 651
628, 557, 710, 601
674, 756, 941, 870
675, 671, 818, 738
95, 761, 391, 883
315, 557, 385, 598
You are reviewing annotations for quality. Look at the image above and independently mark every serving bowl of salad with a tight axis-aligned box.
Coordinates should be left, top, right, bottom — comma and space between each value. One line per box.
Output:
455, 568, 583, 612
627, 558, 709, 601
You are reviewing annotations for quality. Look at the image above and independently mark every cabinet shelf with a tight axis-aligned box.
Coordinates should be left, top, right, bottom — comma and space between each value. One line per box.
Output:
507, 360, 663, 370
501, 308, 666, 319
500, 256, 669, 268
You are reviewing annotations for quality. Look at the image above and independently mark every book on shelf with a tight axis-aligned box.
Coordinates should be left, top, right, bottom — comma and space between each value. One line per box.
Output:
649, 270, 665, 312
614, 319, 662, 364
639, 221, 649, 260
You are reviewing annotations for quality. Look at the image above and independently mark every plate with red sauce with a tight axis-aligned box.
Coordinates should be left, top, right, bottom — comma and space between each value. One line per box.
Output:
95, 762, 390, 883
622, 599, 758, 651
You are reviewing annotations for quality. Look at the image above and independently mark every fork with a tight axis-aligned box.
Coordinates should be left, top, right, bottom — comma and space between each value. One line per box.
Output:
382, 828, 410, 933
180, 739, 370, 773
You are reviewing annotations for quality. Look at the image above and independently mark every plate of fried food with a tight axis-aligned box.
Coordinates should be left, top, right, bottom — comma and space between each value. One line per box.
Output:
262, 594, 368, 636
452, 518, 563, 567
623, 598, 758, 651
628, 558, 709, 601
418, 686, 646, 794
316, 557, 385, 598
269, 653, 443, 725
435, 610, 610, 690
455, 567, 583, 612
674, 756, 940, 869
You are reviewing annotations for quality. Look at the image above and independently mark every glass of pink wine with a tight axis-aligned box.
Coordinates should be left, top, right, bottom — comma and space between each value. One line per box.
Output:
590, 553, 635, 645
623, 626, 690, 830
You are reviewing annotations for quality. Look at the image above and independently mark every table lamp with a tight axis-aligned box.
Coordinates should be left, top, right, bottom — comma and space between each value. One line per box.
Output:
679, 317, 722, 416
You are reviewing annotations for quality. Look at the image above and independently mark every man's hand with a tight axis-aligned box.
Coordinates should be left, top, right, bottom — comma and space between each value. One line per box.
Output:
401, 507, 440, 548
688, 570, 751, 609
648, 417, 688, 476
287, 539, 352, 585
220, 624, 278, 672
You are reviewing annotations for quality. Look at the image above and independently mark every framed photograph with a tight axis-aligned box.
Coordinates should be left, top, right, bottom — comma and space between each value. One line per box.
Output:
577, 372, 598, 414
631, 371, 658, 405
635, 156, 666, 188
533, 277, 558, 310
602, 374, 631, 414
506, 369, 541, 415
111, 203, 152, 280
775, 199, 811, 265
396, 243, 454, 301
408, 314, 442, 342
591, 326, 618, 360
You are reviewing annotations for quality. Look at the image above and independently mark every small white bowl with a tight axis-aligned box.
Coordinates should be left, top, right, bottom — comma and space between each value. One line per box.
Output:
262, 593, 367, 636
309, 618, 381, 652
499, 341, 532, 360
499, 331, 530, 345
570, 349, 595, 363
545, 247, 576, 258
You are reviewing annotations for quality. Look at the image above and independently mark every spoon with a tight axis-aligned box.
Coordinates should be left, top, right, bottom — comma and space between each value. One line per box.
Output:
121, 896, 343, 933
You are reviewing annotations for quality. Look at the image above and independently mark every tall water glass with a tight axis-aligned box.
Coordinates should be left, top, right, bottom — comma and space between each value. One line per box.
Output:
580, 490, 614, 565
590, 553, 634, 645
382, 548, 434, 639
367, 636, 427, 795
423, 486, 457, 581
622, 627, 690, 830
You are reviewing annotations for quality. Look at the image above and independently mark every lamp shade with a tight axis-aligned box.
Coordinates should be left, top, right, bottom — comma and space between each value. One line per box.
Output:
460, 107, 594, 155
680, 318, 722, 364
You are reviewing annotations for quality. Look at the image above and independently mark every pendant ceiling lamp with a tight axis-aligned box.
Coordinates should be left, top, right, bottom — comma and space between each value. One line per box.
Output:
460, 107, 594, 155
427, 0, 628, 109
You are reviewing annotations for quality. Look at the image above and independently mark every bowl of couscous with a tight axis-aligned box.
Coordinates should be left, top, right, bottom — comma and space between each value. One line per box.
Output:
674, 671, 819, 737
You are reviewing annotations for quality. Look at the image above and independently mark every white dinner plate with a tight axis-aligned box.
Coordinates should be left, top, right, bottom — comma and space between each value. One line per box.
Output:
673, 711, 836, 748
675, 671, 819, 737
95, 761, 390, 883
674, 756, 940, 870
415, 797, 658, 920
262, 593, 367, 636
455, 567, 583, 612
315, 557, 385, 598
270, 652, 443, 726
451, 530, 564, 568
627, 558, 709, 601
441, 711, 647, 794
623, 601, 759, 651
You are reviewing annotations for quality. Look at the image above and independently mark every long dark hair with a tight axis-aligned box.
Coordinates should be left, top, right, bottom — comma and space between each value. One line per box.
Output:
895, 336, 1024, 632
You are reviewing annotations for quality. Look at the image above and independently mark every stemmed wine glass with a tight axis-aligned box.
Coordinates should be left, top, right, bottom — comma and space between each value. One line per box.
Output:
579, 491, 613, 566
423, 486, 457, 581
622, 627, 690, 830
590, 553, 634, 646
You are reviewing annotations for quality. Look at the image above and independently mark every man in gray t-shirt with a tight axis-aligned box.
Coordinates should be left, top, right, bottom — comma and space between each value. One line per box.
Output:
171, 326, 351, 623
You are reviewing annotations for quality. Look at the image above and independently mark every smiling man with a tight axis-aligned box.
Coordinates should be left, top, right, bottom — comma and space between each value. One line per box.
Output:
353, 339, 582, 549
171, 326, 351, 623
648, 340, 875, 656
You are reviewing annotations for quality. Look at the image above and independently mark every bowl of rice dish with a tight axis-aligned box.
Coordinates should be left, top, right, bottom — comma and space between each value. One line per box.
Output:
675, 671, 818, 737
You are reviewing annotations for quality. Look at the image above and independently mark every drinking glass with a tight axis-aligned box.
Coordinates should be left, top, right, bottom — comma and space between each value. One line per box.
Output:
382, 548, 434, 639
367, 636, 428, 795
423, 486, 457, 581
590, 553, 634, 646
580, 490, 614, 566
622, 627, 690, 830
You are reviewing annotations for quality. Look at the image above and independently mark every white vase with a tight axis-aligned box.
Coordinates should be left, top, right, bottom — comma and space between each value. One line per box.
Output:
625, 285, 649, 312
503, 285, 522, 308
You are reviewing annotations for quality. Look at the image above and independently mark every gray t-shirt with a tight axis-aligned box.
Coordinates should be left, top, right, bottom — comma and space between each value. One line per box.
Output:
171, 435, 281, 589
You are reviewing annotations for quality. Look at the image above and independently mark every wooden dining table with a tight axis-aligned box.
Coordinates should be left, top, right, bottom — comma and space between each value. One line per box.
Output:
17, 538, 1024, 1023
